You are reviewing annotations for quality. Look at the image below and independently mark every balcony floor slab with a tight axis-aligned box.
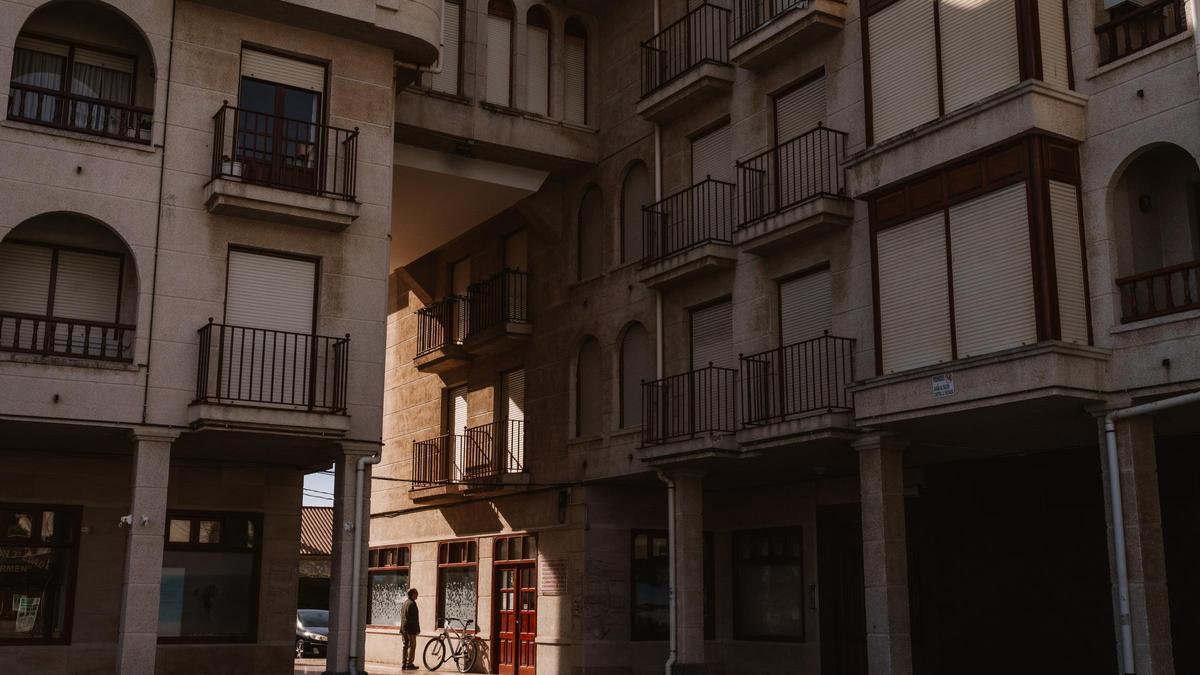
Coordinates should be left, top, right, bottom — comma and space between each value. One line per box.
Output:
736, 196, 854, 255
188, 402, 351, 436
636, 63, 735, 123
413, 345, 471, 374
638, 242, 737, 289
205, 178, 360, 231
729, 0, 847, 70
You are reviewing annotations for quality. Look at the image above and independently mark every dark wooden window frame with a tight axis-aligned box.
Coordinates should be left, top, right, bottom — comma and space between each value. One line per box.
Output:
367, 544, 412, 629
159, 510, 263, 645
732, 526, 805, 642
865, 132, 1091, 375
436, 539, 479, 629
0, 503, 82, 646
1, 237, 127, 325
630, 529, 715, 642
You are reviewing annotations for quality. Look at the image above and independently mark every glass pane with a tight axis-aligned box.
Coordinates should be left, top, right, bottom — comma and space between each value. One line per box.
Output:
736, 559, 804, 639
223, 518, 254, 549
298, 608, 329, 628
633, 534, 648, 560
368, 571, 409, 626
158, 551, 255, 638
651, 536, 668, 558
5, 512, 33, 539
369, 550, 379, 568
525, 536, 536, 560
0, 546, 72, 640
168, 519, 191, 544
70, 63, 132, 104
198, 521, 221, 545
632, 558, 670, 640
439, 567, 477, 626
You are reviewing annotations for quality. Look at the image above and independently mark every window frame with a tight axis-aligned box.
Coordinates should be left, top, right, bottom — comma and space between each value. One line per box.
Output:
0, 238, 126, 325
11, 31, 140, 106
436, 539, 479, 629
525, 5, 552, 116
731, 526, 805, 642
0, 503, 82, 646
486, 0, 517, 108
629, 529, 714, 642
367, 544, 412, 628
421, 0, 466, 96
563, 16, 589, 125
158, 510, 263, 645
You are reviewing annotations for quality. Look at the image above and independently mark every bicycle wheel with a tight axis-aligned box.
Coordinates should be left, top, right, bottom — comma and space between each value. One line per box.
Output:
423, 636, 447, 671
454, 637, 478, 673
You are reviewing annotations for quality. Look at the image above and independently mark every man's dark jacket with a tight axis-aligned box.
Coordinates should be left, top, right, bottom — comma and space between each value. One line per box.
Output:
399, 598, 420, 635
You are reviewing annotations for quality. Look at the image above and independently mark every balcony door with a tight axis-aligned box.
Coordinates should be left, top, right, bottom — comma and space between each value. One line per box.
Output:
778, 268, 837, 413
451, 258, 470, 341
447, 385, 469, 480
773, 73, 828, 209
236, 49, 325, 193
501, 369, 525, 473
689, 299, 734, 433
689, 124, 734, 246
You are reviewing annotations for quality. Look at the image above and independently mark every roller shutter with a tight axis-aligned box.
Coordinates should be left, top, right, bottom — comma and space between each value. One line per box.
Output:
503, 369, 525, 471
486, 13, 513, 106
0, 242, 52, 315
620, 324, 653, 428
1038, 0, 1071, 89
948, 183, 1037, 358
73, 48, 135, 74
427, 0, 462, 94
1050, 181, 1089, 344
940, 0, 1020, 114
690, 300, 734, 370
692, 124, 734, 184
775, 75, 826, 143
622, 164, 653, 264
225, 250, 316, 333
877, 212, 953, 373
868, 0, 939, 142
780, 269, 832, 346
449, 385, 468, 479
53, 250, 121, 323
241, 49, 325, 92
564, 35, 587, 124
526, 24, 550, 116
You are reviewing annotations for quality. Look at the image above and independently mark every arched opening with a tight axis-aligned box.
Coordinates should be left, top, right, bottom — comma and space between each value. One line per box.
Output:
8, 1, 156, 143
1112, 143, 1200, 321
525, 5, 551, 117
0, 213, 139, 361
619, 322, 652, 429
564, 18, 588, 125
486, 0, 516, 107
575, 336, 602, 437
577, 185, 605, 280
621, 162, 652, 264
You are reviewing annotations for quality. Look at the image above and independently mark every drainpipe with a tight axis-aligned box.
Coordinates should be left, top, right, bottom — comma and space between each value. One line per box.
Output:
395, 3, 445, 75
1103, 389, 1200, 675
348, 452, 382, 675
653, 0, 664, 381
657, 471, 677, 675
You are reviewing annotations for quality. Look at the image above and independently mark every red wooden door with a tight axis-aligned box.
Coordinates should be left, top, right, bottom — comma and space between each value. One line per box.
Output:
496, 563, 536, 675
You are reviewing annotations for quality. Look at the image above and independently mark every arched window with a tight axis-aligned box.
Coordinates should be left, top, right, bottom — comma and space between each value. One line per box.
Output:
564, 18, 588, 125
578, 185, 605, 280
486, 0, 515, 107
576, 337, 603, 437
526, 6, 551, 116
619, 323, 653, 428
621, 162, 652, 264
8, 1, 156, 143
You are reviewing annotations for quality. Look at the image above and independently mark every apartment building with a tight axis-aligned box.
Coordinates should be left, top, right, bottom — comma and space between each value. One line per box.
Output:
0, 1, 440, 673
373, 0, 1200, 674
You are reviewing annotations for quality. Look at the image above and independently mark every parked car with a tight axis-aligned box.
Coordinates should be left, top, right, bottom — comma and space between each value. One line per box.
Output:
296, 609, 329, 658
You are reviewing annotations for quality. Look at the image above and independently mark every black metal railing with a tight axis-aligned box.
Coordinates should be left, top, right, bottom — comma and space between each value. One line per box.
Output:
6, 83, 153, 144
467, 269, 530, 337
194, 320, 349, 413
737, 125, 848, 227
416, 296, 467, 357
641, 2, 731, 97
643, 178, 736, 264
641, 365, 738, 446
0, 311, 134, 361
463, 419, 526, 480
740, 334, 854, 426
731, 0, 811, 42
412, 433, 454, 487
1096, 0, 1186, 65
1115, 260, 1200, 323
210, 102, 358, 200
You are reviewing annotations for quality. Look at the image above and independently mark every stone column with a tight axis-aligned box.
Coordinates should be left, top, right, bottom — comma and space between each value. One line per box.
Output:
670, 471, 706, 672
855, 433, 912, 675
1106, 416, 1174, 675
116, 430, 176, 675
326, 444, 377, 675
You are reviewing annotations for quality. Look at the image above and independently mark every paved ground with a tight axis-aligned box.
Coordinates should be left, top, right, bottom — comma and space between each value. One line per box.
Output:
295, 658, 438, 674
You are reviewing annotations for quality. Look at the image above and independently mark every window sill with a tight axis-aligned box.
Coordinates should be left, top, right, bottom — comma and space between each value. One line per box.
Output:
405, 86, 472, 106
480, 101, 524, 117
1, 119, 157, 153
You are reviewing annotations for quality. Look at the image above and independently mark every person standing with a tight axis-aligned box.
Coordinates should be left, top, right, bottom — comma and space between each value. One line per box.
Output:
399, 588, 421, 670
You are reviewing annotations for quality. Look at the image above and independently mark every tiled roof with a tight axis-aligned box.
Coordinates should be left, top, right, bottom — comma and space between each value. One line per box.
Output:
301, 506, 334, 557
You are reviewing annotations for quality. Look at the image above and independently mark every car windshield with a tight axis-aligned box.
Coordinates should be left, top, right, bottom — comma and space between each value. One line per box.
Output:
298, 609, 329, 628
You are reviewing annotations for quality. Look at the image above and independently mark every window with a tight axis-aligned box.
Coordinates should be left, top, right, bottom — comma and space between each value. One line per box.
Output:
575, 337, 602, 437
779, 268, 832, 346
691, 123, 734, 184
486, 0, 515, 106
564, 18, 588, 124
621, 162, 652, 264
577, 186, 605, 280
237, 48, 326, 193
690, 299, 734, 370
630, 530, 713, 641
619, 323, 653, 428
158, 511, 261, 642
0, 504, 80, 644
733, 527, 804, 641
494, 534, 537, 562
368, 546, 411, 626
424, 0, 463, 94
525, 6, 551, 116
437, 540, 478, 627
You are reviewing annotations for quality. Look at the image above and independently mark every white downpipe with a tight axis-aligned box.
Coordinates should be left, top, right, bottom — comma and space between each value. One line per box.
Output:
658, 471, 677, 675
348, 453, 382, 675
396, 2, 446, 74
653, 1, 665, 383
1103, 389, 1200, 675
654, 0, 672, 669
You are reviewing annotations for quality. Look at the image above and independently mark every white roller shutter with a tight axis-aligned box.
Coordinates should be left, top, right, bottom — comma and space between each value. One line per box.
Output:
225, 250, 316, 334
241, 48, 325, 92
940, 0, 1020, 114
780, 269, 833, 346
427, 0, 462, 94
449, 385, 468, 479
868, 0, 939, 142
486, 14, 513, 106
53, 250, 120, 323
504, 369, 525, 471
0, 243, 52, 315
526, 25, 550, 116
1050, 181, 1089, 344
692, 124, 734, 184
775, 75, 826, 143
877, 213, 953, 373
15, 36, 69, 58
949, 183, 1037, 358
1038, 0, 1071, 89
691, 300, 734, 370
73, 48, 135, 74
564, 35, 587, 124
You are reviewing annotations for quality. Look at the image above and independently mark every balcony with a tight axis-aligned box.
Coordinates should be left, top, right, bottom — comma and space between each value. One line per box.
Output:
414, 296, 470, 374
7, 84, 152, 144
0, 312, 134, 362
463, 270, 531, 355
728, 0, 847, 70
735, 126, 853, 254
636, 2, 734, 123
410, 421, 528, 503
639, 179, 737, 288
191, 321, 351, 434
737, 335, 857, 452
204, 103, 361, 231
1116, 261, 1200, 323
1096, 0, 1187, 66
639, 365, 739, 464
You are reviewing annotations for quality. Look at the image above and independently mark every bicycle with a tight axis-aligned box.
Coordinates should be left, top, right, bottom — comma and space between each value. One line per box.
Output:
422, 616, 479, 672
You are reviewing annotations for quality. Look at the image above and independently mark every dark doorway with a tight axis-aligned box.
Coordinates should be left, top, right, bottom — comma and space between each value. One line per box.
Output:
818, 503, 867, 675
1158, 438, 1200, 674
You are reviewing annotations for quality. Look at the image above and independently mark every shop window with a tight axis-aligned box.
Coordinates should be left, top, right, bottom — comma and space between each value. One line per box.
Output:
631, 530, 713, 641
0, 504, 80, 644
733, 527, 804, 641
158, 511, 261, 642
368, 545, 411, 626
437, 540, 478, 627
